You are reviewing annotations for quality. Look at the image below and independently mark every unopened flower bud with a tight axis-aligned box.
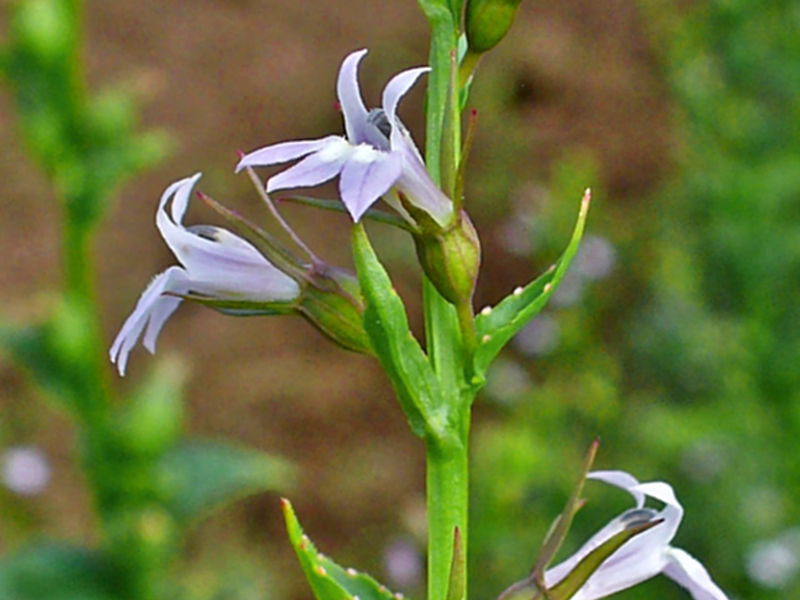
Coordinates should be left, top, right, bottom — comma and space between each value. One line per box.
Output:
465, 0, 524, 54
413, 211, 481, 305
300, 265, 372, 355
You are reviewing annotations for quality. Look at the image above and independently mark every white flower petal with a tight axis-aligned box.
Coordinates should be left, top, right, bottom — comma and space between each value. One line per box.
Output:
236, 136, 341, 172
391, 131, 454, 226
154, 178, 296, 296
111, 175, 302, 375
266, 138, 352, 193
337, 49, 370, 144
382, 66, 429, 124
339, 146, 403, 221
588, 470, 646, 508
544, 471, 729, 600
663, 548, 729, 600
110, 266, 190, 376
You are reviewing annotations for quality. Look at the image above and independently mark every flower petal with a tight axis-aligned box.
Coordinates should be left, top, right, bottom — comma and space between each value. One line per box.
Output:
544, 508, 662, 591
391, 131, 454, 226
266, 137, 352, 193
633, 481, 683, 545
337, 49, 370, 144
110, 266, 190, 376
662, 548, 729, 600
155, 178, 297, 298
382, 66, 429, 124
588, 470, 646, 508
339, 146, 403, 221
163, 172, 202, 225
235, 136, 341, 172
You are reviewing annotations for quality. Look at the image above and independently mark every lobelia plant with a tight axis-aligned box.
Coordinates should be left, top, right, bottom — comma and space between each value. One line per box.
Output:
111, 1, 731, 600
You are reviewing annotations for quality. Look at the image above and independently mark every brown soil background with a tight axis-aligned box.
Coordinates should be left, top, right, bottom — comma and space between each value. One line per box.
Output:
0, 1, 672, 596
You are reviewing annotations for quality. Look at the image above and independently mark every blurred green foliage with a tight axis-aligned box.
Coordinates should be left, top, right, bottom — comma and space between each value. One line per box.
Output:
0, 2, 292, 599
470, 1, 800, 599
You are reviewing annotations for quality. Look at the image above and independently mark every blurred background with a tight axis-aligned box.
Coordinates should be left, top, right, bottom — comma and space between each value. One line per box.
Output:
1, 1, 799, 599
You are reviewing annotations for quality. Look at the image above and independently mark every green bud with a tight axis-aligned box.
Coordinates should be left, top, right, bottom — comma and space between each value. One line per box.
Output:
299, 265, 373, 355
465, 0, 524, 54
414, 210, 481, 305
11, 0, 76, 64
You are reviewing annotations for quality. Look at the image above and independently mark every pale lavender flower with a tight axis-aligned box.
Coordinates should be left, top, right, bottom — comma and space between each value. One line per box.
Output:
2, 446, 51, 496
236, 49, 453, 227
544, 470, 728, 600
110, 173, 300, 376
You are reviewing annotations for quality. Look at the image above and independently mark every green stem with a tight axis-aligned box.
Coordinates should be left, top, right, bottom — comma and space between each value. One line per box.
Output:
426, 422, 469, 600
455, 299, 477, 356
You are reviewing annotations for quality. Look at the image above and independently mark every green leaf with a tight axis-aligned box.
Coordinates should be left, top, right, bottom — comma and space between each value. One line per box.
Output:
351, 224, 444, 437
0, 542, 114, 600
158, 439, 293, 525
114, 357, 186, 457
472, 190, 591, 386
0, 303, 100, 417
282, 499, 399, 600
417, 0, 459, 184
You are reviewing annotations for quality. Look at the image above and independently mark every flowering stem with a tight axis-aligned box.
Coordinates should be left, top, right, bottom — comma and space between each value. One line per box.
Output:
426, 420, 469, 600
455, 299, 477, 356
419, 13, 471, 600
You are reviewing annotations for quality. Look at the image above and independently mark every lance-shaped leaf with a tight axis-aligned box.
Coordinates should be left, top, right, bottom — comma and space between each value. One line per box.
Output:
472, 190, 591, 386
352, 224, 444, 437
282, 499, 400, 600
158, 439, 293, 525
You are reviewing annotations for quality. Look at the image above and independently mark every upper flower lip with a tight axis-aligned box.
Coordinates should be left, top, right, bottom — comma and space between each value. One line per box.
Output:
236, 49, 453, 226
544, 470, 728, 600
109, 173, 299, 376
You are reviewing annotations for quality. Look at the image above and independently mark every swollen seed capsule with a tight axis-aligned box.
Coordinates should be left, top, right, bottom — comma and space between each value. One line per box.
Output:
465, 0, 524, 53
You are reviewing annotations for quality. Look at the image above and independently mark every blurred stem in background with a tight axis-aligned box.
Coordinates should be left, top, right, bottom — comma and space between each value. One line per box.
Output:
0, 2, 292, 599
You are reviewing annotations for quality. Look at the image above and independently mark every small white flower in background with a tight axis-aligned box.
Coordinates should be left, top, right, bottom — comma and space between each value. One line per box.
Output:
746, 527, 800, 589
545, 470, 729, 600
110, 173, 300, 376
513, 314, 560, 357
383, 537, 423, 589
573, 235, 616, 281
2, 446, 51, 496
237, 49, 454, 227
485, 358, 532, 405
